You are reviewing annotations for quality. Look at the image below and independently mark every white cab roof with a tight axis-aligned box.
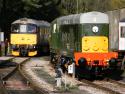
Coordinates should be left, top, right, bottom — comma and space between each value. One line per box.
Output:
57, 11, 109, 25
12, 18, 50, 27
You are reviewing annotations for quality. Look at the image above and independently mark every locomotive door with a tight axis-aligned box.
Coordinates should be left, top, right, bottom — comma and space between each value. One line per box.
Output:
119, 23, 125, 50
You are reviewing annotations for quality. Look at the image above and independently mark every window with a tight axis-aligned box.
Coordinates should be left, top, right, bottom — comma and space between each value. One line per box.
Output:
11, 24, 37, 33
11, 24, 19, 32
121, 27, 125, 38
53, 24, 56, 33
27, 24, 36, 33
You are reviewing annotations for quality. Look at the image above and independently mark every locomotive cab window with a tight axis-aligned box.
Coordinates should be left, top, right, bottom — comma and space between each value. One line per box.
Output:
27, 24, 37, 33
11, 24, 37, 33
11, 24, 19, 32
120, 27, 125, 38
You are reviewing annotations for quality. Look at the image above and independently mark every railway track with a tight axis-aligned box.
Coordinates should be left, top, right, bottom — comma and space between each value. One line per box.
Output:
0, 57, 42, 94
19, 57, 50, 94
80, 78, 125, 94
105, 78, 125, 87
93, 78, 125, 94
0, 57, 15, 67
50, 56, 125, 94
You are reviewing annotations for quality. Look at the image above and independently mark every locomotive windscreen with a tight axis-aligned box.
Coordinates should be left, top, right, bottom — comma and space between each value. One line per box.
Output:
11, 24, 37, 33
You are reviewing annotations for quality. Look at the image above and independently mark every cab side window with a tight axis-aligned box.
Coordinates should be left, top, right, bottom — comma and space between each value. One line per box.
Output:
121, 27, 125, 38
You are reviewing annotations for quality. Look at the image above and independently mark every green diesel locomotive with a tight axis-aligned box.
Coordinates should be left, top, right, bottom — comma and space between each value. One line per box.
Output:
50, 11, 121, 78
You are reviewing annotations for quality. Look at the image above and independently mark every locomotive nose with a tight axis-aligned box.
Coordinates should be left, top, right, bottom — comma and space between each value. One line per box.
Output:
93, 43, 99, 51
82, 36, 108, 53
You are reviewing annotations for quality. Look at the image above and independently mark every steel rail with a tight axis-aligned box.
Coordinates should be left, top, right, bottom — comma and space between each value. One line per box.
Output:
0, 57, 15, 67
18, 58, 50, 94
0, 57, 16, 94
0, 78, 8, 94
104, 78, 125, 88
2, 57, 30, 80
80, 79, 121, 94
0, 57, 31, 94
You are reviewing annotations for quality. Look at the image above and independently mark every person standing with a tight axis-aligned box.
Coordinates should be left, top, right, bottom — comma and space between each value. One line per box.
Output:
5, 38, 8, 56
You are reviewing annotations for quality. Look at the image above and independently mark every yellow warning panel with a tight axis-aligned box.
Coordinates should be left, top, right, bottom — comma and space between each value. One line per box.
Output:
11, 34, 37, 44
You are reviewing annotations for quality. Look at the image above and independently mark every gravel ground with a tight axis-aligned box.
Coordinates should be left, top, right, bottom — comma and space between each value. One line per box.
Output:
120, 71, 125, 82
93, 80, 125, 94
12, 57, 29, 64
20, 57, 112, 94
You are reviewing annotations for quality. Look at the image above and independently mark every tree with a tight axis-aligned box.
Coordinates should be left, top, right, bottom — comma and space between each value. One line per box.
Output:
1, 0, 125, 39
59, 0, 86, 15
83, 0, 125, 12
22, 0, 61, 21
59, 0, 125, 15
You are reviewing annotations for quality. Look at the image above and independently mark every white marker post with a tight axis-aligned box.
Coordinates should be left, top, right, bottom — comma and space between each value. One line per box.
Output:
68, 63, 75, 77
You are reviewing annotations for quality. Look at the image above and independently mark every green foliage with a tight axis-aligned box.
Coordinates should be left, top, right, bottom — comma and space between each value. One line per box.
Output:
0, 0, 61, 39
1, 0, 125, 39
59, 0, 86, 15
59, 0, 125, 15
